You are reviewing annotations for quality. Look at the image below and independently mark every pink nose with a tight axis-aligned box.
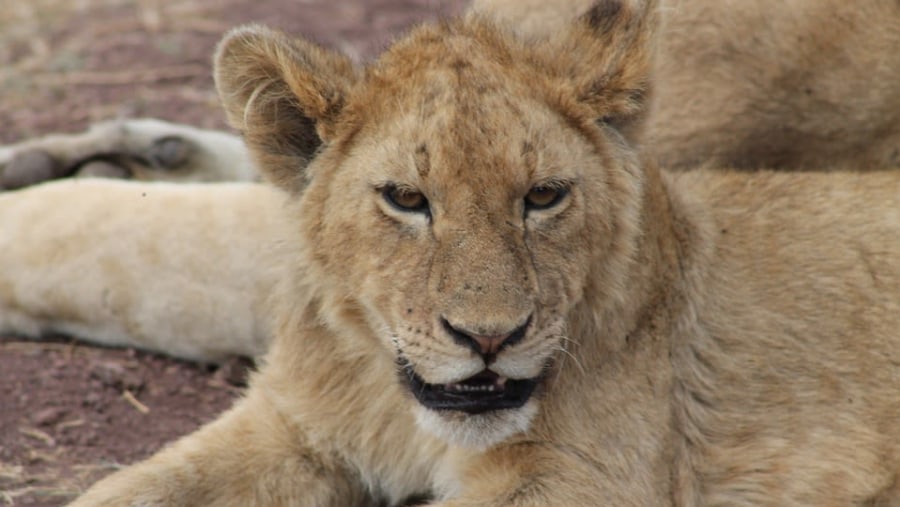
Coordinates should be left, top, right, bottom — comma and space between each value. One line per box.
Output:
441, 316, 532, 360
469, 334, 510, 356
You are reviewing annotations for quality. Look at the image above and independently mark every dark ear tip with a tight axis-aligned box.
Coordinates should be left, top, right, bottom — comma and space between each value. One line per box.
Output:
584, 0, 624, 30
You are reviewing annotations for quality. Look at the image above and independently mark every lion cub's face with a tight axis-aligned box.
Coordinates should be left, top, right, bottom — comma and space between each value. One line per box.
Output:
309, 80, 607, 447
216, 1, 654, 448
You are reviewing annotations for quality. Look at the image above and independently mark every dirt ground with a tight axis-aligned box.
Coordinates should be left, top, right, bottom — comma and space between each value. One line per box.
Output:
0, 1, 466, 504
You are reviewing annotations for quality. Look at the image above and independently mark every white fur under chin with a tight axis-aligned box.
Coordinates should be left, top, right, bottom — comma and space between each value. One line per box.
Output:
414, 400, 538, 450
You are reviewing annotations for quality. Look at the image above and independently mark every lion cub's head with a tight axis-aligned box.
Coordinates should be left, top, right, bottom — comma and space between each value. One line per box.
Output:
215, 0, 657, 448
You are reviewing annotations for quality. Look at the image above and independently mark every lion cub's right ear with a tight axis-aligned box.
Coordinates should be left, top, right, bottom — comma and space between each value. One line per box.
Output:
214, 25, 358, 192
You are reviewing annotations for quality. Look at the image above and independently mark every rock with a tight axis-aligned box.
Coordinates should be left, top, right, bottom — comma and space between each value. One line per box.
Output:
32, 407, 67, 426
211, 356, 254, 388
82, 391, 102, 408
89, 361, 145, 391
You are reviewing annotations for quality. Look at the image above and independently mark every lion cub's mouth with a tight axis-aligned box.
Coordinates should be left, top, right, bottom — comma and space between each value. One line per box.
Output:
401, 364, 538, 415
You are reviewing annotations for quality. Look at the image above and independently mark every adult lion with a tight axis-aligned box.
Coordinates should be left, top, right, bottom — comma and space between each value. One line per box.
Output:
68, 0, 900, 505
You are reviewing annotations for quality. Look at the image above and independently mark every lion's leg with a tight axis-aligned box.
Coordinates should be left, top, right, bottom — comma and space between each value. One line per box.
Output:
68, 391, 374, 507
0, 118, 255, 189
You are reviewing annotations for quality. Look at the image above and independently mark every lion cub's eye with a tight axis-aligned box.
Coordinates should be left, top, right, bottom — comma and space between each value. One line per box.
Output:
525, 185, 568, 211
382, 185, 429, 214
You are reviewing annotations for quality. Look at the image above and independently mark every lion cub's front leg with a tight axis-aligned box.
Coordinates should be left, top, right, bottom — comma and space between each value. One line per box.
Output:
69, 391, 372, 507
433, 441, 668, 507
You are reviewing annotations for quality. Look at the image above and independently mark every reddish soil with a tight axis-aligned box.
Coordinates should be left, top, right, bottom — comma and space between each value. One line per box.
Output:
0, 1, 466, 504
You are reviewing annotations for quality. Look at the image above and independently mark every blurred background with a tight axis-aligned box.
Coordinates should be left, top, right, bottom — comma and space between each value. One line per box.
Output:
0, 0, 467, 143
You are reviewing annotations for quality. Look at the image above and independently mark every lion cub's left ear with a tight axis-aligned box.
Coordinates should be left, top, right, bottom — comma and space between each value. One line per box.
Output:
214, 25, 358, 191
547, 0, 659, 142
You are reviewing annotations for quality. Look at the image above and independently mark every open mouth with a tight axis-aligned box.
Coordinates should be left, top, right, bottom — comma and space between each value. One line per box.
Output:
400, 362, 538, 415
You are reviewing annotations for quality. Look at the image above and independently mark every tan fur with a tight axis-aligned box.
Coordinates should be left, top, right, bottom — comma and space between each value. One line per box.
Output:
474, 0, 900, 170
69, 2, 899, 505
0, 179, 283, 361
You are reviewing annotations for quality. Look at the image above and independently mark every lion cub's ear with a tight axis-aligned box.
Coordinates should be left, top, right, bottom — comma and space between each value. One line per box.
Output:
547, 0, 659, 142
214, 25, 358, 191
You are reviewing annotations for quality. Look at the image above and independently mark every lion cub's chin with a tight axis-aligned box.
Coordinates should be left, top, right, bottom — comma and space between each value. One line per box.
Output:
414, 401, 539, 449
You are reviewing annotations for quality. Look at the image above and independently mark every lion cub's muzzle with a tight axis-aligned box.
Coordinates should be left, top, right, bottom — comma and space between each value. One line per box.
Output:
401, 315, 540, 414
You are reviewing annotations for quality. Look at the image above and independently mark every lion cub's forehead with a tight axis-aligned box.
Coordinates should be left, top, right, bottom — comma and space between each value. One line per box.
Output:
353, 20, 549, 129
345, 22, 587, 188
365, 20, 529, 92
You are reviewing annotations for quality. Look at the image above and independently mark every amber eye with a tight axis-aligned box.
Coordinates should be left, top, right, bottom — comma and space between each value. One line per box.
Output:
382, 185, 429, 214
525, 185, 567, 211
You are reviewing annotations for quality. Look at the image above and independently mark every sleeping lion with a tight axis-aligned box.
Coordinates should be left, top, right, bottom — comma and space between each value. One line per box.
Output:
42, 0, 900, 505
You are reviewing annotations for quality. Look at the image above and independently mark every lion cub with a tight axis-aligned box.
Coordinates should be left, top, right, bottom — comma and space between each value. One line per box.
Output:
70, 0, 899, 505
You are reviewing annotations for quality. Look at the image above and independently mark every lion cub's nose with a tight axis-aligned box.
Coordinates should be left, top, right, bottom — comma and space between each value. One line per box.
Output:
441, 316, 531, 361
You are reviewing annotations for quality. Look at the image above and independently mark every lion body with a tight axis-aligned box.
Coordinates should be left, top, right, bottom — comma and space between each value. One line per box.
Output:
67, 1, 900, 505
0, 179, 283, 361
475, 0, 900, 170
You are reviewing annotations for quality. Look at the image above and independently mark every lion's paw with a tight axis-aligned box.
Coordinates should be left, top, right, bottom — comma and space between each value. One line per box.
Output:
0, 149, 68, 190
0, 118, 256, 190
